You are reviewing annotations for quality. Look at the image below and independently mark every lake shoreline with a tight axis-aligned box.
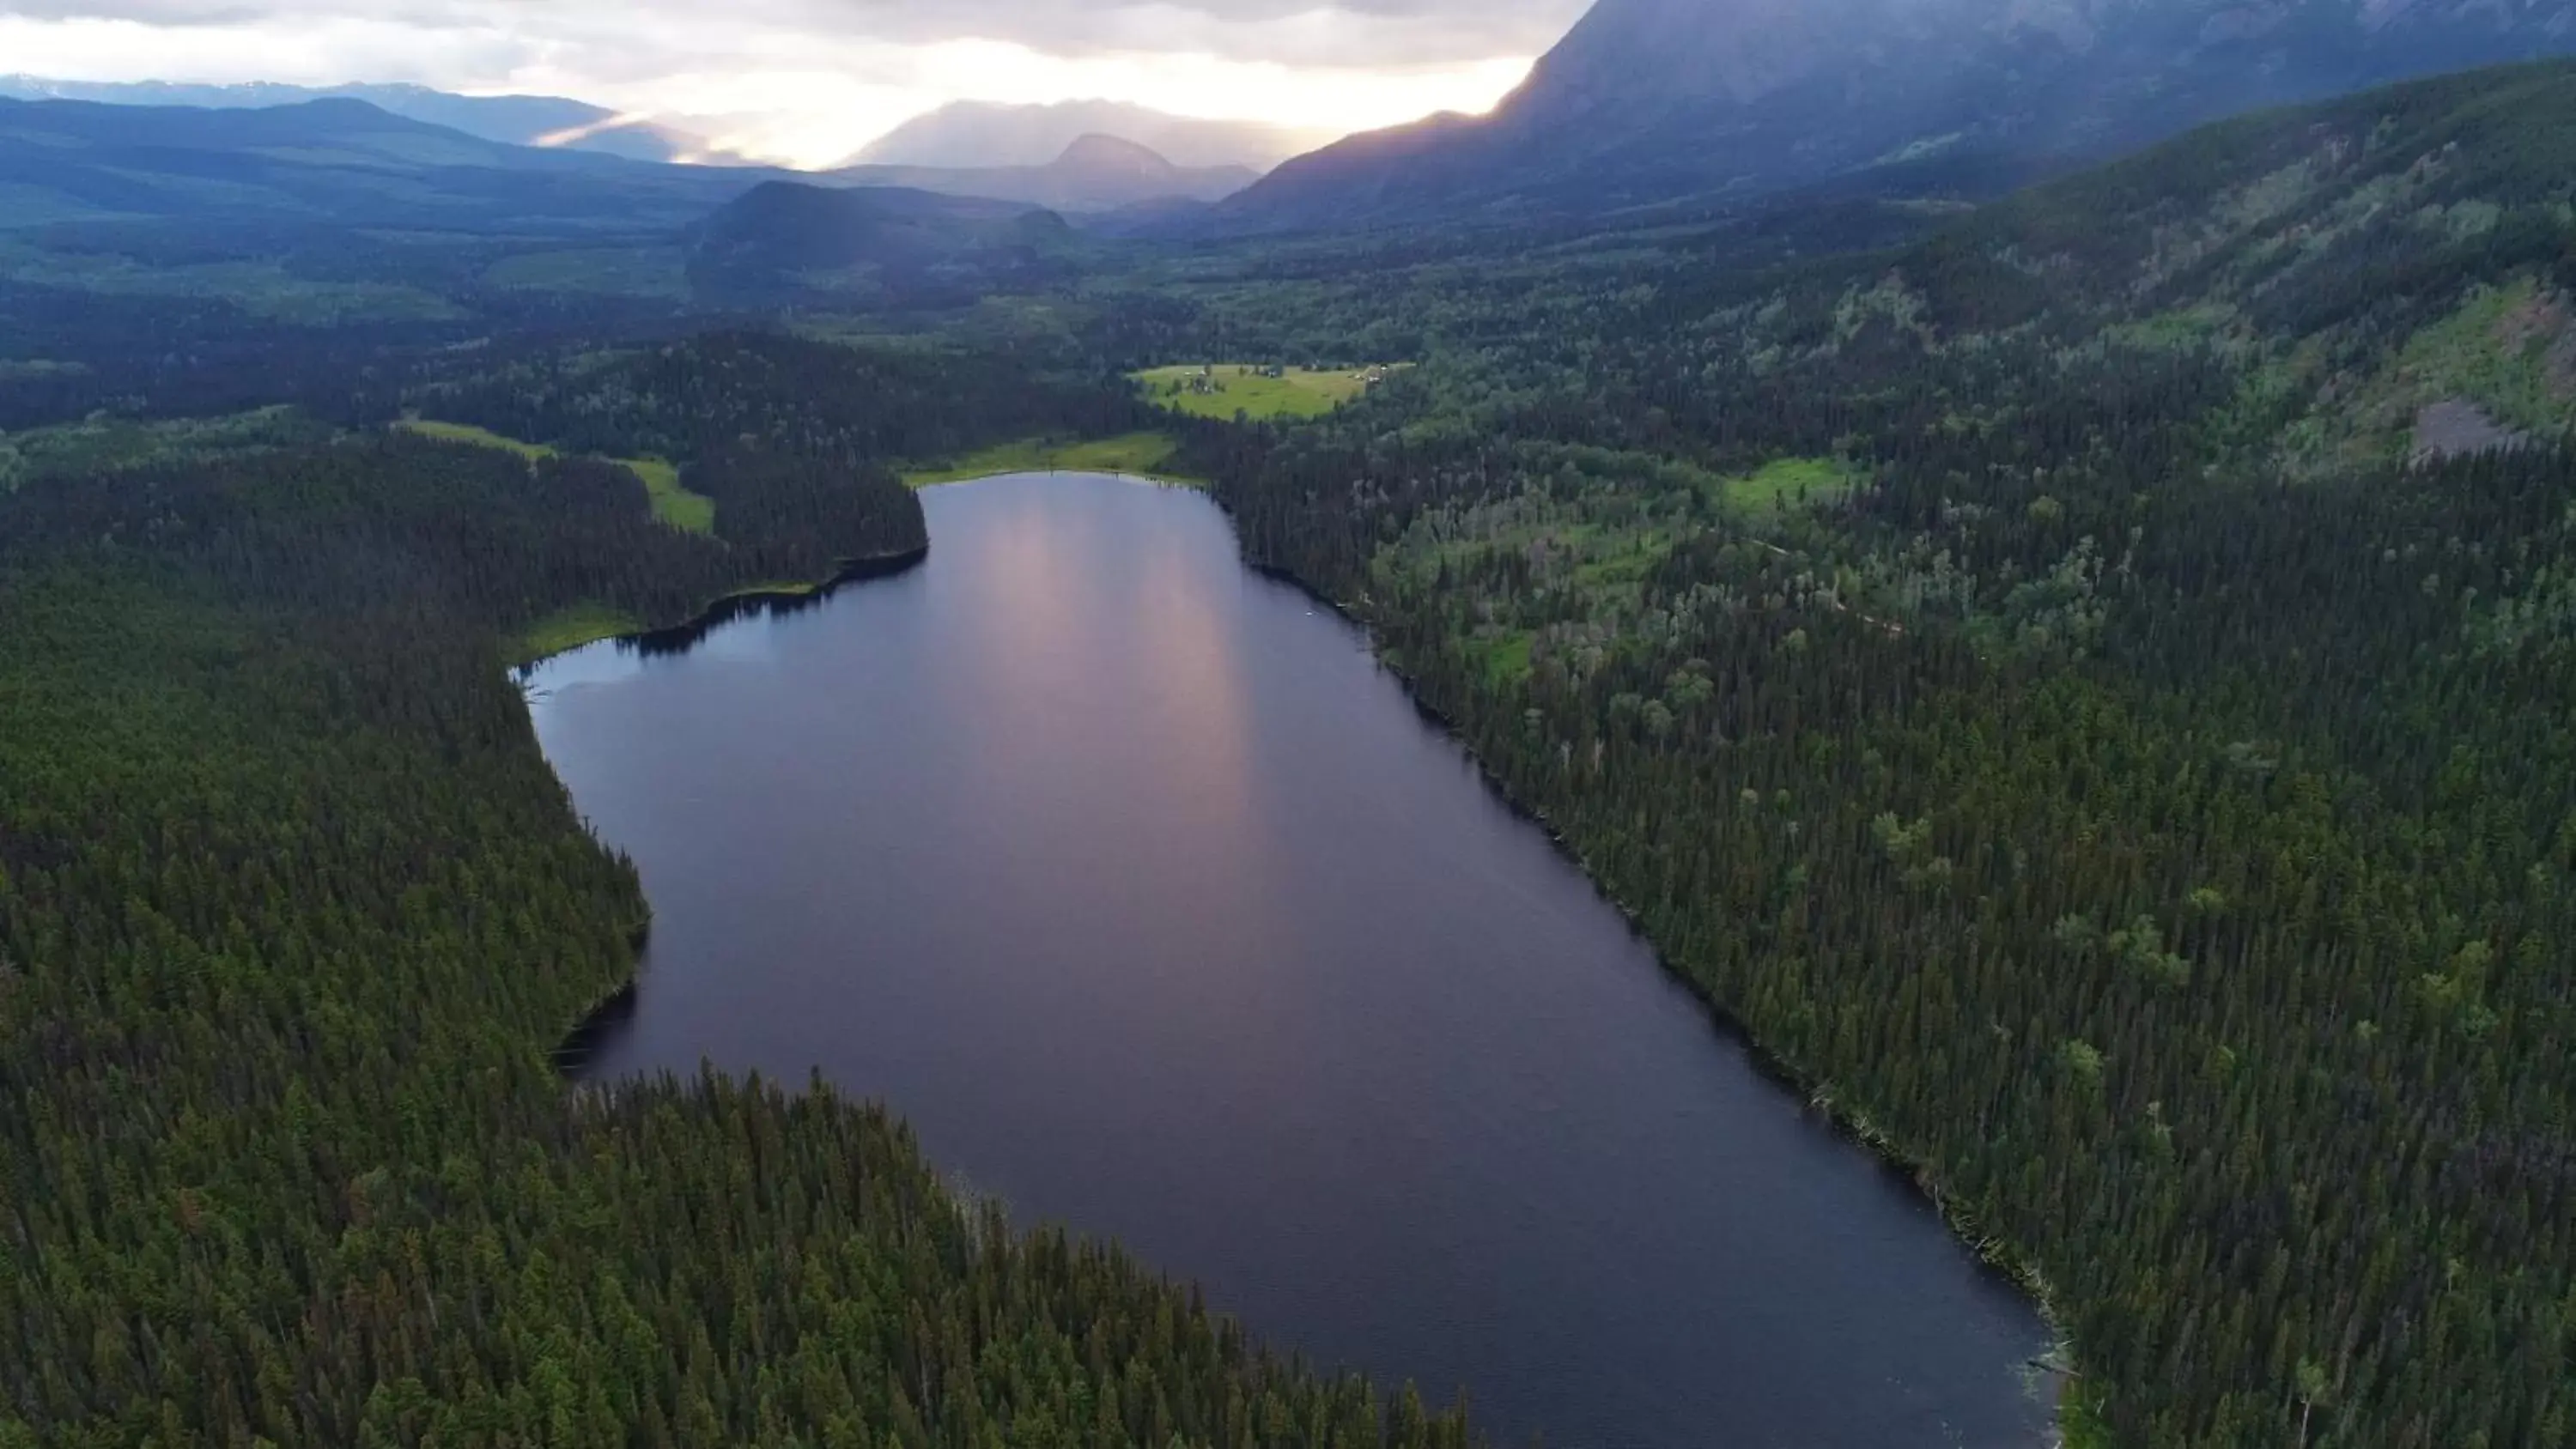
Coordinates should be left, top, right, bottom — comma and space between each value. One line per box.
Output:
534, 472, 2061, 1446
1238, 554, 2076, 1417
536, 541, 932, 1077
513, 543, 930, 671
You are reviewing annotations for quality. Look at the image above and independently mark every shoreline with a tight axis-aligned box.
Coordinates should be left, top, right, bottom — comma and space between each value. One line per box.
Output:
538, 481, 2075, 1442
511, 543, 930, 670
911, 465, 1208, 491
536, 539, 933, 1076
1237, 544, 2081, 1432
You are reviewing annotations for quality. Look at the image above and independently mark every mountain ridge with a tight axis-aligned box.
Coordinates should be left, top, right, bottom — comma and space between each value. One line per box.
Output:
0, 94, 772, 235
684, 181, 1083, 306
827, 134, 1256, 213
0, 75, 731, 164
849, 99, 1332, 172
1213, 0, 2576, 233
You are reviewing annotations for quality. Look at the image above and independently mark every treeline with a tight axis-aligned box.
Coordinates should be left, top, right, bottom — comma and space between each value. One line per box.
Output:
0, 336, 1478, 1447
412, 331, 1162, 467
0, 272, 708, 434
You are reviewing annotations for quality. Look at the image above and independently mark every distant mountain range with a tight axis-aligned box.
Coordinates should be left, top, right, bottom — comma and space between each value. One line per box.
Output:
829, 135, 1256, 213
0, 94, 765, 234
0, 76, 733, 164
0, 91, 1180, 316
848, 100, 1333, 173
0, 92, 1262, 241
1215, 0, 2576, 233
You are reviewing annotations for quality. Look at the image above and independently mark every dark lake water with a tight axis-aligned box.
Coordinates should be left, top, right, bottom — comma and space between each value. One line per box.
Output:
526, 473, 2051, 1449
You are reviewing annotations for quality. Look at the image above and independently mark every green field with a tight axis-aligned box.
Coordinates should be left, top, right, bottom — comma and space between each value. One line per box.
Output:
1709, 456, 1865, 516
508, 602, 647, 664
396, 420, 715, 533
398, 418, 550, 460
622, 457, 716, 534
1133, 364, 1395, 420
900, 431, 1200, 487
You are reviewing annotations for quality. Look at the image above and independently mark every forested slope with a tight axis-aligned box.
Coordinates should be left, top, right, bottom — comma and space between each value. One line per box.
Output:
1195, 63, 2576, 1448
0, 340, 1475, 1448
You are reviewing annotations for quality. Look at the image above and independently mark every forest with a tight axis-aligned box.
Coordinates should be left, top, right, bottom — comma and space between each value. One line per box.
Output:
6, 56, 2576, 1449
0, 336, 1476, 1448
1188, 63, 2576, 1448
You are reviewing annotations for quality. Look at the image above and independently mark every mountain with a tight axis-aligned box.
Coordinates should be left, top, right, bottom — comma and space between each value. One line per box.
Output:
1215, 0, 2576, 232
848, 100, 1332, 172
825, 135, 1255, 213
0, 76, 725, 163
684, 181, 1084, 306
0, 95, 765, 233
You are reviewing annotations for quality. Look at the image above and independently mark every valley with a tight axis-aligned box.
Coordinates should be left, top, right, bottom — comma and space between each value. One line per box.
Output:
3, 19, 2574, 1449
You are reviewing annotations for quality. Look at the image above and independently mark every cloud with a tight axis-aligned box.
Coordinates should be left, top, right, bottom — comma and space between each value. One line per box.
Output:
0, 0, 1585, 162
0, 0, 1590, 67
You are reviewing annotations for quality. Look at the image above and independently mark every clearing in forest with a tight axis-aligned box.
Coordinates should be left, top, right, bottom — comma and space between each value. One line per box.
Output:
1132, 363, 1400, 420
900, 432, 1202, 488
395, 419, 715, 535
1708, 457, 1865, 518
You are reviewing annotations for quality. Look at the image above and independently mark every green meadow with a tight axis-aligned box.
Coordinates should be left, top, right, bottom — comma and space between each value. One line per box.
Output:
396, 420, 715, 533
900, 432, 1201, 488
1132, 364, 1395, 421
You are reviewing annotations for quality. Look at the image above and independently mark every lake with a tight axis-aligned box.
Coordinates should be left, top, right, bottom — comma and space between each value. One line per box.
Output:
526, 473, 2051, 1449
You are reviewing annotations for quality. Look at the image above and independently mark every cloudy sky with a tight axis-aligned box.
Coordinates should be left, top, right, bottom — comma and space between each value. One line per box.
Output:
0, 0, 1593, 165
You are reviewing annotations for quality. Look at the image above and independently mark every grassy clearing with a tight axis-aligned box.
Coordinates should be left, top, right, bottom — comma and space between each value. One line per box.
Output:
2387, 277, 2573, 437
1133, 364, 1397, 421
398, 419, 551, 460
510, 603, 645, 665
1710, 457, 1864, 517
901, 432, 1200, 488
511, 581, 831, 665
718, 580, 822, 603
1465, 630, 1534, 688
623, 457, 715, 534
2103, 303, 2239, 352
395, 420, 716, 534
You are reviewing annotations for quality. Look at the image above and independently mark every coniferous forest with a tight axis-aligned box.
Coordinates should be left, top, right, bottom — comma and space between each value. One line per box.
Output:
5, 54, 2576, 1449
1192, 66, 2576, 1448
0, 338, 1473, 1449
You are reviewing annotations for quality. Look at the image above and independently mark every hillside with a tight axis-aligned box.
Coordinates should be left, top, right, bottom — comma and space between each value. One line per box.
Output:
0, 76, 721, 162
1193, 58, 2576, 1446
829, 135, 1257, 213
0, 94, 762, 233
1215, 0, 2576, 232
684, 181, 1084, 306
1782, 57, 2576, 472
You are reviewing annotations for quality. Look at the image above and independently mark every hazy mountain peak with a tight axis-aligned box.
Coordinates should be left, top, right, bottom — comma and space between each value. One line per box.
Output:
1053, 133, 1180, 176
851, 100, 1333, 172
